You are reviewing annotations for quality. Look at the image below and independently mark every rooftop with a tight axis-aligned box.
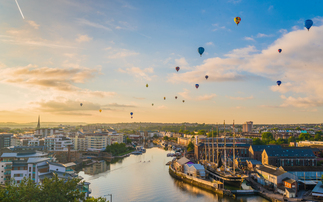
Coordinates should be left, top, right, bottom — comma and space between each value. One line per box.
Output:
177, 157, 191, 165
257, 165, 286, 176
27, 158, 50, 164
250, 145, 282, 152
264, 148, 315, 157
281, 166, 323, 172
49, 162, 76, 168
1, 151, 48, 158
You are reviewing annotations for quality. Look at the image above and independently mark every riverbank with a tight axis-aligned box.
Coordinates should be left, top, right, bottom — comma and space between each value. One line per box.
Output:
245, 177, 283, 202
168, 163, 233, 197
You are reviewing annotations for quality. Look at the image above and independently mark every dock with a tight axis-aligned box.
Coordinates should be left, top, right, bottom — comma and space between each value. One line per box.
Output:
231, 190, 259, 196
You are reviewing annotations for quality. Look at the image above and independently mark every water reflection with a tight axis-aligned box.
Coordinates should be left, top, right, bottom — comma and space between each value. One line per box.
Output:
83, 160, 110, 175
78, 147, 269, 202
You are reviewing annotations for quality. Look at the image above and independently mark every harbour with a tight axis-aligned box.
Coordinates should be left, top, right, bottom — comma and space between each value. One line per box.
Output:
78, 146, 269, 202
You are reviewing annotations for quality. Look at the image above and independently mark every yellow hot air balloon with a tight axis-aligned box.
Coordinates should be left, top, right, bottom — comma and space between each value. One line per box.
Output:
234, 17, 241, 25
99, 109, 102, 113
146, 84, 148, 87
164, 97, 166, 100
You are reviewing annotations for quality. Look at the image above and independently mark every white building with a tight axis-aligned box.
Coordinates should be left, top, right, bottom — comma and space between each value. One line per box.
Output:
44, 135, 73, 151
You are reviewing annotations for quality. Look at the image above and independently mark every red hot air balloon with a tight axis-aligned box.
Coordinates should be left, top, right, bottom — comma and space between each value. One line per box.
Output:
195, 84, 199, 89
175, 66, 180, 72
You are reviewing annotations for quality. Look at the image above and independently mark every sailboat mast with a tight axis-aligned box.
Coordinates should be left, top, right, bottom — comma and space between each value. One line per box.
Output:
224, 120, 226, 171
233, 120, 235, 176
208, 131, 210, 162
217, 123, 219, 166
212, 127, 214, 163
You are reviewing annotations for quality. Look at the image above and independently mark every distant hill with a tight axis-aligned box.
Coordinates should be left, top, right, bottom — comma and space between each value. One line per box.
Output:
0, 122, 87, 129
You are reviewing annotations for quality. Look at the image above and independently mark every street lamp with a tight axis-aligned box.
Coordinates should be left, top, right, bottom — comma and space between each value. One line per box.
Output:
104, 194, 112, 202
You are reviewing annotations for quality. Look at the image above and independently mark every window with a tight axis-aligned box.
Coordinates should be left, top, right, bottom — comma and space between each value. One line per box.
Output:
29, 167, 31, 172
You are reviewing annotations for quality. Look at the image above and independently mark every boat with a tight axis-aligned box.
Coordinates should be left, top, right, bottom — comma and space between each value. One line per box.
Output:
206, 166, 243, 187
131, 151, 142, 155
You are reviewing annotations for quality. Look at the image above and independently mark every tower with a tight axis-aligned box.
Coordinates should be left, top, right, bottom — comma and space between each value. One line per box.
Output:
37, 115, 40, 129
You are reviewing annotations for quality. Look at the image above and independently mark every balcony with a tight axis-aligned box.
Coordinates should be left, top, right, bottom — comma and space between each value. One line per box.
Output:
4, 165, 12, 170
4, 171, 11, 175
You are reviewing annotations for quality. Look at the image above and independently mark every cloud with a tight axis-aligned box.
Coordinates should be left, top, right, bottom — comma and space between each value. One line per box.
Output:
157, 105, 167, 109
27, 21, 40, 29
257, 33, 274, 38
0, 64, 115, 97
168, 23, 323, 109
76, 34, 92, 43
197, 94, 217, 101
228, 95, 254, 100
107, 49, 139, 59
118, 67, 155, 80
77, 18, 111, 31
133, 97, 145, 100
102, 103, 136, 108
212, 24, 227, 31
206, 42, 214, 46
268, 5, 274, 11
244, 37, 255, 41
178, 89, 191, 99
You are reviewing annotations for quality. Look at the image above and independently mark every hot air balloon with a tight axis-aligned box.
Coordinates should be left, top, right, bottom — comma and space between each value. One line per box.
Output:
175, 96, 177, 99
234, 17, 241, 25
80, 103, 83, 106
152, 103, 154, 106
130, 112, 133, 116
278, 49, 282, 53
195, 84, 199, 89
198, 47, 204, 56
131, 116, 133, 119
175, 66, 180, 72
182, 100, 185, 103
164, 97, 166, 100
205, 75, 209, 80
146, 84, 148, 87
99, 109, 102, 113
277, 80, 282, 86
305, 19, 313, 31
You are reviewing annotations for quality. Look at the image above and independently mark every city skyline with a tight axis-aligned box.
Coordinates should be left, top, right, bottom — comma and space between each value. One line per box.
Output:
1, 1, 323, 124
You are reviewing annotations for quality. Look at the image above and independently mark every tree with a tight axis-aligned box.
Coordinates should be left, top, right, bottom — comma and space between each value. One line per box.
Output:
198, 130, 206, 135
268, 140, 276, 145
126, 137, 132, 144
187, 141, 194, 152
0, 176, 107, 202
298, 133, 312, 141
288, 136, 296, 143
276, 138, 287, 145
163, 136, 169, 141
315, 133, 322, 141
262, 132, 274, 141
252, 138, 264, 145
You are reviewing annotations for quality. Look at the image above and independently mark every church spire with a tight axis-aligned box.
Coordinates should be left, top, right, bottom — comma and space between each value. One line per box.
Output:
37, 115, 40, 129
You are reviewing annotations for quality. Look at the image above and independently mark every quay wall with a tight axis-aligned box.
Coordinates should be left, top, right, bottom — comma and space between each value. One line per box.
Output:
168, 165, 228, 196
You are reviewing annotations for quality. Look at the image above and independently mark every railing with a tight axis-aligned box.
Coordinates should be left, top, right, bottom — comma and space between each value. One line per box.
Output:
4, 166, 12, 170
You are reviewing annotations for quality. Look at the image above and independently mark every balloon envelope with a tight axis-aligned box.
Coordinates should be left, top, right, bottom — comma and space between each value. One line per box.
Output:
305, 19, 313, 30
234, 17, 241, 25
130, 112, 133, 116
278, 49, 282, 53
175, 66, 180, 72
99, 109, 102, 112
164, 97, 166, 100
146, 84, 148, 87
182, 100, 185, 103
198, 47, 205, 56
80, 103, 83, 106
195, 84, 199, 89
175, 96, 177, 99
205, 75, 208, 79
152, 103, 154, 106
277, 81, 282, 86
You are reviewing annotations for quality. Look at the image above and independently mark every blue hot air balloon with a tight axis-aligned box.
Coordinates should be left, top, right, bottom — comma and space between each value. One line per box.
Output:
205, 75, 209, 80
277, 81, 282, 86
198, 47, 205, 56
130, 112, 133, 116
278, 49, 282, 53
195, 84, 199, 89
305, 19, 313, 31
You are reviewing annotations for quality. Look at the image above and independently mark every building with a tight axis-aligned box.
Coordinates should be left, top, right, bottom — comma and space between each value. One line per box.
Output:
86, 133, 111, 151
246, 159, 262, 170
281, 166, 323, 183
70, 135, 87, 151
44, 135, 73, 151
174, 157, 192, 172
242, 121, 253, 133
184, 164, 205, 179
249, 145, 282, 162
312, 181, 323, 198
177, 137, 193, 146
298, 140, 323, 147
0, 151, 49, 184
0, 134, 12, 149
262, 148, 317, 167
256, 165, 297, 191
35, 128, 64, 138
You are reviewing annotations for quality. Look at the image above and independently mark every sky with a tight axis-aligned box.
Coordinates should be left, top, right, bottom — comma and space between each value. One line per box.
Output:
1, 0, 323, 124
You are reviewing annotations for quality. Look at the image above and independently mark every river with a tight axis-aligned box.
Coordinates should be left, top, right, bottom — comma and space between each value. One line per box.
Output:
78, 147, 269, 202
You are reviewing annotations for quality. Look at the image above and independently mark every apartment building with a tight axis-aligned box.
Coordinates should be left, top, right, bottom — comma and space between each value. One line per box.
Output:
44, 135, 73, 151
0, 134, 12, 149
